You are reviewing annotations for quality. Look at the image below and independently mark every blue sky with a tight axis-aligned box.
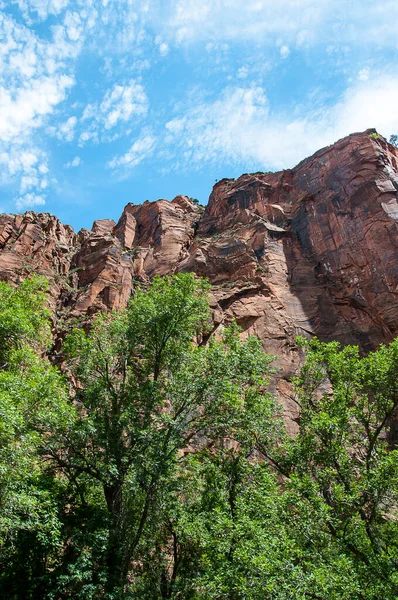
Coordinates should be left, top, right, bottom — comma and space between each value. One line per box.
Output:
1, 0, 398, 231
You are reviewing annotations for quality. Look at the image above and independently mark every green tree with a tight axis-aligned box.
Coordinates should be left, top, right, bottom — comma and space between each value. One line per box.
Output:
160, 448, 298, 600
278, 338, 398, 599
126, 323, 282, 599
4, 274, 398, 600
389, 134, 398, 147
0, 277, 73, 599
54, 274, 278, 598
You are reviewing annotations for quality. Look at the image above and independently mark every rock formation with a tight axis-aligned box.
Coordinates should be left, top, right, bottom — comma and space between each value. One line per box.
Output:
1, 129, 397, 432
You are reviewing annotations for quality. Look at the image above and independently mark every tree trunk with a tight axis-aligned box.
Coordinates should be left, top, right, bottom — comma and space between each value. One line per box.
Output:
104, 483, 128, 598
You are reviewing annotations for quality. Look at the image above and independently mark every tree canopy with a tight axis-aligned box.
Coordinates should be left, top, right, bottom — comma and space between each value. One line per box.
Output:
0, 274, 397, 599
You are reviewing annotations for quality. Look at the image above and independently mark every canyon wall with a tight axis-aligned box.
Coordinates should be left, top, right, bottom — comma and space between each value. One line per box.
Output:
1, 129, 397, 431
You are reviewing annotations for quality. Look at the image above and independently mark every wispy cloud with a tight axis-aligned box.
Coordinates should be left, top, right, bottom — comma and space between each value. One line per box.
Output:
162, 0, 398, 47
48, 115, 78, 142
11, 0, 71, 22
163, 73, 398, 171
0, 73, 75, 143
79, 80, 148, 145
108, 134, 155, 170
64, 155, 81, 168
0, 6, 86, 209
165, 86, 270, 167
15, 192, 46, 211
279, 45, 290, 59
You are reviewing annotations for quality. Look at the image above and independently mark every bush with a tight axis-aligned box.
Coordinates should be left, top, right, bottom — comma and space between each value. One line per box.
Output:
389, 134, 398, 147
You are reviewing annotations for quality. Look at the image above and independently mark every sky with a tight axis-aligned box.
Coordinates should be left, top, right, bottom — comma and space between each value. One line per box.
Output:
1, 1, 398, 231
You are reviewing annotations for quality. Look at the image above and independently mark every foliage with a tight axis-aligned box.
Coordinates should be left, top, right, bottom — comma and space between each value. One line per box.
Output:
280, 337, 398, 599
389, 134, 398, 148
1, 275, 398, 599
0, 277, 51, 364
369, 132, 381, 140
0, 277, 73, 599
59, 273, 278, 598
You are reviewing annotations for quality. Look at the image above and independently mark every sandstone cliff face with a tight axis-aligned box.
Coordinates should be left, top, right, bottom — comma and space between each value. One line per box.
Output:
1, 130, 397, 432
0, 211, 76, 311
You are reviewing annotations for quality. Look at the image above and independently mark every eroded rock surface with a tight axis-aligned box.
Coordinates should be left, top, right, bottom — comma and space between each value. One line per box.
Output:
0, 212, 77, 311
1, 130, 398, 432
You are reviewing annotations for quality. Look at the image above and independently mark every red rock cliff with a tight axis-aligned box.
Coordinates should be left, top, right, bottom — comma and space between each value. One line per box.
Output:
1, 130, 397, 431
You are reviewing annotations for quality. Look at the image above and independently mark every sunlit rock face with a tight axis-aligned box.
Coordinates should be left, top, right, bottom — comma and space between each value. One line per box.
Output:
1, 130, 398, 433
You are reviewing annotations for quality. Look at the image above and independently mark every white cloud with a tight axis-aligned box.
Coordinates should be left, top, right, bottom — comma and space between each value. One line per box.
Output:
0, 147, 49, 198
64, 155, 81, 168
165, 87, 270, 166
60, 115, 77, 141
159, 42, 169, 56
15, 192, 46, 211
0, 7, 86, 209
78, 130, 98, 145
79, 80, 148, 146
358, 67, 370, 81
108, 134, 155, 169
20, 174, 39, 193
12, 0, 70, 22
237, 66, 249, 79
155, 35, 169, 56
332, 74, 398, 141
64, 9, 84, 42
162, 0, 398, 48
163, 0, 323, 43
100, 82, 148, 129
280, 44, 290, 59
162, 73, 398, 171
48, 115, 77, 141
0, 74, 75, 143
93, 1, 146, 53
